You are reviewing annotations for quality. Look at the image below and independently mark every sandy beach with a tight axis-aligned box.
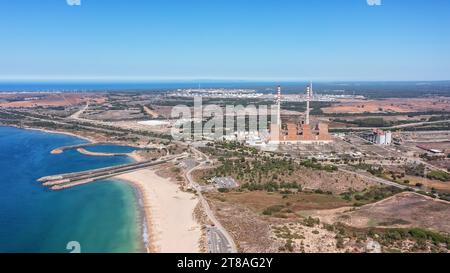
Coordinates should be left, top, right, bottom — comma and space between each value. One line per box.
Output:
23, 126, 95, 143
76, 148, 129, 157
116, 169, 202, 253
128, 151, 146, 162
14, 125, 203, 252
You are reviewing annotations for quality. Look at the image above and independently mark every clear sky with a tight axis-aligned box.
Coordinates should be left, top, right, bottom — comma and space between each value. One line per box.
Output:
0, 0, 449, 81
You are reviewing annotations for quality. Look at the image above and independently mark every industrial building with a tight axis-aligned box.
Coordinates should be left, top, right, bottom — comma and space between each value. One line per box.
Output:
269, 83, 334, 145
361, 129, 392, 145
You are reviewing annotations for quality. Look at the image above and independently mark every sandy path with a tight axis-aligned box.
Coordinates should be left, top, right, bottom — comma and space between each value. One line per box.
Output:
116, 169, 202, 253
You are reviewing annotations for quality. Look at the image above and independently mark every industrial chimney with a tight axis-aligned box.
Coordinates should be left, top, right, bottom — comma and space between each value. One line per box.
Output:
305, 83, 311, 125
276, 85, 282, 130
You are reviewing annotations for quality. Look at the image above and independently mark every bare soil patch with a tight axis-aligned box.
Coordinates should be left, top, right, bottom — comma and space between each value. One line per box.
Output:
311, 192, 450, 234
322, 98, 450, 114
0, 93, 105, 108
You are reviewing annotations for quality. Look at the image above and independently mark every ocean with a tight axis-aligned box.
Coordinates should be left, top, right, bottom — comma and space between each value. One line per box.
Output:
85, 144, 141, 154
0, 126, 142, 253
1, 81, 449, 97
0, 81, 277, 92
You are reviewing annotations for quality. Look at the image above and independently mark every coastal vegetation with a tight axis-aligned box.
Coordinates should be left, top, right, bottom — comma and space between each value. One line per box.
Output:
208, 189, 450, 253
426, 170, 450, 182
273, 223, 450, 253
282, 101, 331, 115
200, 141, 339, 191
322, 222, 450, 252
332, 117, 420, 128
203, 154, 338, 191
340, 186, 404, 205
0, 108, 172, 144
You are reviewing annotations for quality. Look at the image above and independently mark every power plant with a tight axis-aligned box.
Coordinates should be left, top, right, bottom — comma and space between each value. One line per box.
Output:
361, 129, 392, 145
269, 83, 333, 145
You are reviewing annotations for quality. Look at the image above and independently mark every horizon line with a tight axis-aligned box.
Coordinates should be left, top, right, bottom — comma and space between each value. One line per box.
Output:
0, 76, 449, 83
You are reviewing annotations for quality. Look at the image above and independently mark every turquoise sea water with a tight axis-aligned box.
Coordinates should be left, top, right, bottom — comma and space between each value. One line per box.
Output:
85, 144, 140, 154
0, 126, 142, 253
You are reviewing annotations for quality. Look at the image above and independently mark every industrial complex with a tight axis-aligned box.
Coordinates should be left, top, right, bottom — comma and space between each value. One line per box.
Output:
269, 83, 333, 145
361, 129, 393, 145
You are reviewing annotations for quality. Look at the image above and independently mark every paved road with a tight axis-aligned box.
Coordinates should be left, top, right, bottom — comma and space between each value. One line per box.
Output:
185, 147, 238, 253
336, 119, 450, 131
206, 226, 232, 253
1, 109, 169, 143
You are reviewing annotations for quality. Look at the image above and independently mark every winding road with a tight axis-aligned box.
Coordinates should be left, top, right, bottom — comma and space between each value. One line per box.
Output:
184, 147, 238, 253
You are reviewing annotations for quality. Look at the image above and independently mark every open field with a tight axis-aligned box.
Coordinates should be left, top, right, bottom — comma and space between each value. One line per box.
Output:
206, 192, 279, 252
310, 192, 450, 234
403, 175, 450, 194
322, 97, 450, 114
0, 93, 105, 108
204, 191, 352, 252
208, 191, 352, 215
194, 162, 375, 195
82, 108, 146, 121
414, 141, 450, 153
404, 131, 450, 143
206, 191, 450, 253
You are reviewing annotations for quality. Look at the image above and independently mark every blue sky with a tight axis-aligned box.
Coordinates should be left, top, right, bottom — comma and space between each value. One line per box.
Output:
0, 0, 449, 81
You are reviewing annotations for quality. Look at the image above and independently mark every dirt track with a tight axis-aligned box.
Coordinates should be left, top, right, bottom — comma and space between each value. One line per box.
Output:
312, 192, 450, 233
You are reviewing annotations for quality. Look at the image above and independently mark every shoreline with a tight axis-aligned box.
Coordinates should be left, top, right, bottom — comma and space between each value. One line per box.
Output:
116, 177, 154, 253
116, 169, 202, 253
3, 125, 202, 253
9, 125, 95, 143
132, 183, 152, 253
8, 124, 141, 160
2, 125, 150, 252
76, 148, 129, 157
4, 124, 143, 149
128, 151, 143, 162
0, 125, 146, 253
